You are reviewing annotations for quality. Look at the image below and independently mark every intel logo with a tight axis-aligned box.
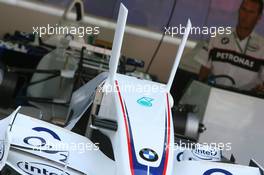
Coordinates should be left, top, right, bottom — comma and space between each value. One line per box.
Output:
17, 161, 70, 175
192, 148, 219, 160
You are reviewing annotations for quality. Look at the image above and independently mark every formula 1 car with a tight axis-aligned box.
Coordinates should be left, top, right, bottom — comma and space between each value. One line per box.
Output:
0, 3, 263, 175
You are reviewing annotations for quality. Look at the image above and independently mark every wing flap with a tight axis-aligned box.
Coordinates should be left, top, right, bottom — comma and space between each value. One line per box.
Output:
7, 112, 115, 175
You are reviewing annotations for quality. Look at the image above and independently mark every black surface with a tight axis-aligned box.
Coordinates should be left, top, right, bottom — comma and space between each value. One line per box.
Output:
0, 72, 17, 108
170, 68, 198, 104
92, 115, 118, 131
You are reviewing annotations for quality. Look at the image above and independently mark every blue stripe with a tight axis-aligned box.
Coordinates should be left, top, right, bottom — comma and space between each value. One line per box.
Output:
32, 127, 61, 141
124, 103, 168, 175
149, 111, 167, 174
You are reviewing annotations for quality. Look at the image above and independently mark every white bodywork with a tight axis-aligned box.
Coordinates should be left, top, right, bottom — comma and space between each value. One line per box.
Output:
0, 3, 262, 175
0, 108, 261, 175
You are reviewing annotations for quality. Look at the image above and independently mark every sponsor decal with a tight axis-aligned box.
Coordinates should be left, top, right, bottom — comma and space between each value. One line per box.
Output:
139, 148, 159, 162
221, 37, 230, 45
32, 127, 61, 141
176, 152, 183, 162
210, 48, 263, 72
192, 147, 219, 161
17, 161, 70, 175
12, 144, 69, 164
137, 97, 154, 107
23, 127, 61, 148
24, 136, 46, 147
248, 43, 260, 52
20, 127, 69, 164
203, 168, 232, 175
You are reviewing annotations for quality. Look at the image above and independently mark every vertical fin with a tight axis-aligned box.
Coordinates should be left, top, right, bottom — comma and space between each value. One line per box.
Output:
108, 4, 128, 81
166, 19, 192, 91
62, 0, 84, 21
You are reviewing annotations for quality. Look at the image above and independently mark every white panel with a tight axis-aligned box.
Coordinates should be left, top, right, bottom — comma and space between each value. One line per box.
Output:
173, 161, 260, 175
200, 88, 264, 166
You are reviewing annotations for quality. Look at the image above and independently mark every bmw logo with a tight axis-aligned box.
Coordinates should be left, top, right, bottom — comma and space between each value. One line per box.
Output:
248, 44, 259, 52
139, 148, 158, 162
221, 37, 230, 45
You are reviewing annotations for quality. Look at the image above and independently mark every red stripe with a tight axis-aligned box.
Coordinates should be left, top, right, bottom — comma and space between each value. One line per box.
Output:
163, 93, 171, 175
115, 80, 135, 175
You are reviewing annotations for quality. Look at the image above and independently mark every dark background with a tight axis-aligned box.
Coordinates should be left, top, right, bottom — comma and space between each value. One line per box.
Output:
31, 0, 264, 39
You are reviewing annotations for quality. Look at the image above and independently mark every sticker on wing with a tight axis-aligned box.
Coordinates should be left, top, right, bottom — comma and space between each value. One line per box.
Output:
9, 113, 70, 166
6, 149, 81, 175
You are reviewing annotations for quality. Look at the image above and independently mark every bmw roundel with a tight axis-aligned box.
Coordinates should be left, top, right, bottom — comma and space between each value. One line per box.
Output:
221, 37, 230, 45
139, 148, 158, 162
